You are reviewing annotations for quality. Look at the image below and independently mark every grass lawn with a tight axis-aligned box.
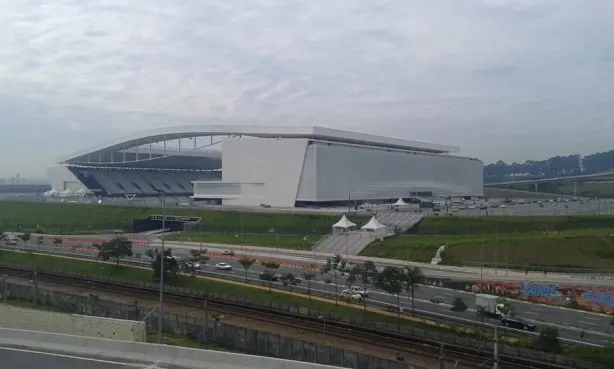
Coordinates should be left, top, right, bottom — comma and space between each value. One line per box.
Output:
361, 230, 614, 269
412, 215, 614, 235
167, 232, 318, 249
0, 202, 366, 235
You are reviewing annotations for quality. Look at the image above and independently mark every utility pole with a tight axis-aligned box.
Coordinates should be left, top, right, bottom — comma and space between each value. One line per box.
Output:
493, 325, 500, 369
203, 292, 209, 347
2, 275, 6, 303
494, 229, 498, 276
480, 245, 484, 293
155, 189, 167, 344
33, 270, 38, 306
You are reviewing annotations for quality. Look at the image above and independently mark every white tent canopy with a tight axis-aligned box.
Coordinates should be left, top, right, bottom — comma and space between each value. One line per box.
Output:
59, 189, 74, 197
361, 216, 386, 231
393, 198, 407, 206
361, 216, 387, 238
332, 214, 357, 230
77, 187, 91, 194
42, 188, 59, 198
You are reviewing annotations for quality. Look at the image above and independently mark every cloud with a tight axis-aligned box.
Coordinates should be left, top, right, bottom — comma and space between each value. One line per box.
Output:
0, 0, 613, 176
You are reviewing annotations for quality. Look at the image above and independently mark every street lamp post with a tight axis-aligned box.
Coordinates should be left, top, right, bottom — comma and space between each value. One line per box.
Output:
494, 228, 498, 276
153, 188, 167, 344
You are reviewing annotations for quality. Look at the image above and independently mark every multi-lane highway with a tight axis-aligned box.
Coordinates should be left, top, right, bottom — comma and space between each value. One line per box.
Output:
5, 239, 613, 347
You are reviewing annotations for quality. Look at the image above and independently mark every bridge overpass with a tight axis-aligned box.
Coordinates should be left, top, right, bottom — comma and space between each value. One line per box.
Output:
485, 171, 614, 188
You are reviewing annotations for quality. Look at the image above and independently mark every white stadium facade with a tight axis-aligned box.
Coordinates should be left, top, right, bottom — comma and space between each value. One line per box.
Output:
48, 125, 483, 208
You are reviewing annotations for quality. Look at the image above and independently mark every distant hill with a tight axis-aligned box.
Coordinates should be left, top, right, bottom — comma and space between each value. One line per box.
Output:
484, 150, 614, 183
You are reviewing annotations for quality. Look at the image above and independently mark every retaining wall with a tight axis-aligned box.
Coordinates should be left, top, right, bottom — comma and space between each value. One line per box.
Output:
0, 305, 146, 342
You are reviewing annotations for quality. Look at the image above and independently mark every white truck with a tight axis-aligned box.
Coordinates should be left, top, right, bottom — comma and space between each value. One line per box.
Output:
475, 294, 507, 319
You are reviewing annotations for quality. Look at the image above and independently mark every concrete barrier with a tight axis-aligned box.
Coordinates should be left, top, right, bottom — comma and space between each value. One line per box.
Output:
0, 305, 146, 342
0, 328, 339, 369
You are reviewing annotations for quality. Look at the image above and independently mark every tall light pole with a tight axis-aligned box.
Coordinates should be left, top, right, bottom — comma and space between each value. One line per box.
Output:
154, 188, 167, 344
494, 228, 498, 276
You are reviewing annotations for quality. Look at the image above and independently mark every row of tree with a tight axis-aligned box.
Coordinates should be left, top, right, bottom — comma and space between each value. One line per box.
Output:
484, 149, 614, 182
1, 232, 63, 247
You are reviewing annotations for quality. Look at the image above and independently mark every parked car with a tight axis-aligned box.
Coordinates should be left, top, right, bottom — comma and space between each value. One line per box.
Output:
501, 316, 536, 331
215, 262, 233, 271
222, 250, 235, 256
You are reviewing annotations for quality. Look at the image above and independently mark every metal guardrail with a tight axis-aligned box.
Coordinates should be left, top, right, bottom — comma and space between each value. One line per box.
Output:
463, 261, 614, 276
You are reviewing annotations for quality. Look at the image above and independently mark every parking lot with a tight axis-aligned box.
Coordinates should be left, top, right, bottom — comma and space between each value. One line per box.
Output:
453, 198, 614, 216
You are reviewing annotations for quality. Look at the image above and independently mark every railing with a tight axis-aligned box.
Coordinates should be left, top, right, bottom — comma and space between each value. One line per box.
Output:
462, 261, 614, 276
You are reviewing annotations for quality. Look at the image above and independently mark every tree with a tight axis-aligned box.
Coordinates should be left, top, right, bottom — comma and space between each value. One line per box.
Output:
347, 261, 378, 310
239, 258, 256, 282
36, 235, 44, 247
376, 266, 405, 323
496, 297, 516, 316
190, 249, 209, 263
450, 298, 468, 312
302, 265, 317, 301
319, 254, 346, 305
534, 327, 562, 353
261, 261, 280, 292
280, 273, 298, 299
152, 248, 179, 282
403, 266, 425, 315
53, 237, 63, 247
20, 232, 31, 244
95, 237, 133, 267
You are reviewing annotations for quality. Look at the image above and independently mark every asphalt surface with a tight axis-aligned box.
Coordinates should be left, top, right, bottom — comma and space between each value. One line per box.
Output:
0, 346, 168, 369
188, 255, 614, 346
450, 198, 614, 216
7, 241, 613, 347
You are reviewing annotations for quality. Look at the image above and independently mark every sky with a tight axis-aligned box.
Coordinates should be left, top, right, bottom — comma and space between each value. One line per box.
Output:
1, 0, 613, 178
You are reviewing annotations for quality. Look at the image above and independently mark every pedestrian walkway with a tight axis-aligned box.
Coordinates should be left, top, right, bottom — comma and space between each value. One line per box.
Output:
315, 231, 376, 256
376, 211, 424, 233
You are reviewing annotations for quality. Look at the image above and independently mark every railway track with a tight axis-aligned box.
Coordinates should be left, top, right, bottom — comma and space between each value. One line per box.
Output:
0, 265, 596, 369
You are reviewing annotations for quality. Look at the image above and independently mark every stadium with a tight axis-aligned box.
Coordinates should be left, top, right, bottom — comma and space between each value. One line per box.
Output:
47, 125, 484, 208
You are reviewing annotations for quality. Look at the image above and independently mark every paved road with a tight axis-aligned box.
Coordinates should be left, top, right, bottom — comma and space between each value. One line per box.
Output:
0, 346, 168, 369
184, 254, 613, 346
7, 241, 614, 346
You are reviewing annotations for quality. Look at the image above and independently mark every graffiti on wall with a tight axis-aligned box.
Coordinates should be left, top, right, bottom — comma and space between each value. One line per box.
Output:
424, 278, 614, 314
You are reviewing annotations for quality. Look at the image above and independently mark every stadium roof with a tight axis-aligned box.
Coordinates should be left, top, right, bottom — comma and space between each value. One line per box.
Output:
59, 125, 459, 163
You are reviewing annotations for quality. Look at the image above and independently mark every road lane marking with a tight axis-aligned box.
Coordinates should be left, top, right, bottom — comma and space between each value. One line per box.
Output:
584, 316, 602, 321
579, 321, 597, 326
524, 311, 538, 315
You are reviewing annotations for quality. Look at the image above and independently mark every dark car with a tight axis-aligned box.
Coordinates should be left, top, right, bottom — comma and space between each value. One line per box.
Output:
259, 272, 279, 281
501, 316, 536, 331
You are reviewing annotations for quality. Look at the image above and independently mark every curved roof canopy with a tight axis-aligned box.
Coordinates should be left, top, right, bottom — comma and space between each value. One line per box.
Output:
59, 125, 459, 163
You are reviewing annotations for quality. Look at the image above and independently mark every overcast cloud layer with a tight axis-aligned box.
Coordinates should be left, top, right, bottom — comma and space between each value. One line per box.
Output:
1, 0, 613, 178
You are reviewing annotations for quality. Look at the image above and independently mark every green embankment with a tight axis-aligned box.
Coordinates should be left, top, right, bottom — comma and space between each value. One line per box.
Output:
411, 215, 614, 235
0, 202, 365, 236
361, 216, 614, 269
